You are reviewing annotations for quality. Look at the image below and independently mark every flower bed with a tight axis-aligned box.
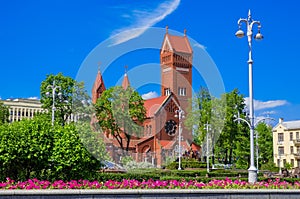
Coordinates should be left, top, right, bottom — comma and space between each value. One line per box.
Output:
1, 178, 300, 190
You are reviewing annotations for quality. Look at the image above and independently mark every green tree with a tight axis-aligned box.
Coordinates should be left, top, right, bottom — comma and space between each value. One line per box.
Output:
50, 122, 109, 180
256, 122, 273, 169
0, 101, 9, 124
219, 89, 248, 165
185, 88, 249, 167
185, 87, 212, 145
0, 114, 53, 180
0, 114, 108, 181
185, 87, 226, 164
40, 73, 91, 125
94, 86, 146, 152
234, 122, 250, 169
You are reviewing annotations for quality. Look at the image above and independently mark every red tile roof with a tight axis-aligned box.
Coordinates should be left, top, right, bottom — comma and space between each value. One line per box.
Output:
122, 73, 130, 90
92, 70, 105, 103
191, 142, 201, 151
144, 96, 168, 118
167, 34, 192, 54
160, 140, 173, 148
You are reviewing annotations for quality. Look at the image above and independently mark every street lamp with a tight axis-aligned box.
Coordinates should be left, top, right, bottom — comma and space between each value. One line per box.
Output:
46, 80, 62, 126
175, 108, 185, 170
235, 9, 263, 183
204, 122, 211, 173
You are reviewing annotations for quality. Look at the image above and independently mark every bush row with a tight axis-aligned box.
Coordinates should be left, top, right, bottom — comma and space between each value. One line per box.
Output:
166, 160, 209, 170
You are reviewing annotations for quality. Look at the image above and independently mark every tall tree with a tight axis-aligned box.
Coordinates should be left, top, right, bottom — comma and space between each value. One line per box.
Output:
94, 86, 146, 152
185, 87, 211, 145
256, 122, 273, 168
185, 87, 249, 166
185, 87, 226, 164
0, 101, 9, 124
40, 73, 91, 125
219, 89, 248, 165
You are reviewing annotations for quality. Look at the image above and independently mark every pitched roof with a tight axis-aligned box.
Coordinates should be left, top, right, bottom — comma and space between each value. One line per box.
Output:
93, 70, 105, 90
279, 120, 300, 130
143, 96, 169, 118
122, 73, 130, 90
160, 140, 175, 149
92, 70, 105, 103
162, 33, 192, 54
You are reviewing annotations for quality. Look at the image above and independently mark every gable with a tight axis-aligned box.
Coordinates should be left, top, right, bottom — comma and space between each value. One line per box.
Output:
143, 93, 181, 118
161, 36, 173, 54
161, 34, 192, 54
155, 94, 180, 117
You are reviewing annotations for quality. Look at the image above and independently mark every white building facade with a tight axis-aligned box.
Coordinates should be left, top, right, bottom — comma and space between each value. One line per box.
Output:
273, 118, 300, 169
1, 98, 44, 122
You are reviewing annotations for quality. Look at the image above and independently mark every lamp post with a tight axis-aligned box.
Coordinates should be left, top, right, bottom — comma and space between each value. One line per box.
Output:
279, 153, 282, 175
255, 130, 259, 173
235, 115, 274, 172
204, 122, 211, 173
235, 10, 263, 183
175, 108, 185, 170
46, 80, 62, 126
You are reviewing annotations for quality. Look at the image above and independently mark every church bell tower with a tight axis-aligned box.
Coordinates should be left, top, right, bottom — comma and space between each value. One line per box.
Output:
160, 26, 193, 113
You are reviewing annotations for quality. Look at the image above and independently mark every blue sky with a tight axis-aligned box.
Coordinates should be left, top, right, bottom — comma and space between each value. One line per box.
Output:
0, 0, 299, 122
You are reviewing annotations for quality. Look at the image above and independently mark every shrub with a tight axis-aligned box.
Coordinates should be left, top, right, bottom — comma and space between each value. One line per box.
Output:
166, 159, 209, 170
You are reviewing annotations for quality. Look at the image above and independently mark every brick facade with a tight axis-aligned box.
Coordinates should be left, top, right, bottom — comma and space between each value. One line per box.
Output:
92, 28, 198, 167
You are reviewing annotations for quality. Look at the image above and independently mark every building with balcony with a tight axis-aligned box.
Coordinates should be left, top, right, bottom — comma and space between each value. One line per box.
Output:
273, 118, 300, 169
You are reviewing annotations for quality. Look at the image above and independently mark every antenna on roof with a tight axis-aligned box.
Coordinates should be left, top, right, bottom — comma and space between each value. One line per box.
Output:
166, 25, 169, 34
124, 65, 128, 75
97, 62, 101, 72
184, 29, 187, 36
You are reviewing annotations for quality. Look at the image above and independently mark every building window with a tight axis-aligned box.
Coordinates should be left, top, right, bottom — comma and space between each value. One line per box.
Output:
278, 147, 284, 156
148, 125, 152, 135
290, 132, 293, 141
178, 87, 186, 96
297, 146, 300, 154
283, 159, 287, 167
145, 125, 148, 136
278, 133, 284, 142
297, 132, 300, 139
291, 159, 295, 167
164, 88, 171, 96
291, 146, 294, 154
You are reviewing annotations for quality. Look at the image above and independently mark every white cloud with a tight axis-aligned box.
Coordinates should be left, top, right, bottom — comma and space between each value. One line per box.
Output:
110, 0, 181, 46
142, 91, 159, 100
261, 110, 277, 116
28, 96, 39, 100
244, 97, 288, 111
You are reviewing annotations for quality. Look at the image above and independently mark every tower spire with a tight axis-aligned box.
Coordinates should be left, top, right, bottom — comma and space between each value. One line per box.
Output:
92, 62, 106, 104
122, 65, 130, 90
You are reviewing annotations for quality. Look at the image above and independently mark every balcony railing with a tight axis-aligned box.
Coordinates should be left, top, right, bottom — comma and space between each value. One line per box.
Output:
294, 139, 300, 145
277, 141, 284, 145
294, 153, 300, 159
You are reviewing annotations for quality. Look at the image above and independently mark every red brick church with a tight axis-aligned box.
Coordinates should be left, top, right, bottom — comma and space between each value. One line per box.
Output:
92, 27, 201, 167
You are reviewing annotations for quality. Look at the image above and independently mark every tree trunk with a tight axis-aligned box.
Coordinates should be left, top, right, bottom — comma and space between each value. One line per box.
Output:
125, 134, 131, 151
229, 148, 233, 164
